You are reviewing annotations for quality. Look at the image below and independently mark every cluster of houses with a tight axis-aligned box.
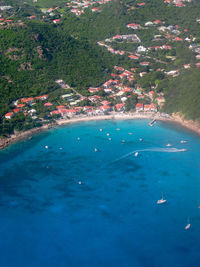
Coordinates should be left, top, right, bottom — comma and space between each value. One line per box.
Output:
4, 95, 48, 120
4, 63, 166, 121
164, 0, 192, 7
66, 0, 112, 16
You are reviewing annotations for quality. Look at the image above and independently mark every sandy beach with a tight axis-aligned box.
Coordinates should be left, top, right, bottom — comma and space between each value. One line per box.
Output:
0, 112, 199, 150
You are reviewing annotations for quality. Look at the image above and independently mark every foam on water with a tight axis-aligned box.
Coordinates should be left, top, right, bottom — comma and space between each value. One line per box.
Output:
112, 147, 187, 163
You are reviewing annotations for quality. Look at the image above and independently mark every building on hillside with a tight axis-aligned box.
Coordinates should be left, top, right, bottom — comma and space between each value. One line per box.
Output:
136, 103, 143, 112
5, 112, 14, 119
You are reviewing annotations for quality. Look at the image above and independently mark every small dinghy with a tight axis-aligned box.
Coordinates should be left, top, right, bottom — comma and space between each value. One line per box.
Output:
185, 223, 191, 230
94, 148, 98, 152
45, 145, 48, 149
180, 140, 187, 144
185, 218, 191, 230
166, 143, 172, 147
134, 152, 138, 157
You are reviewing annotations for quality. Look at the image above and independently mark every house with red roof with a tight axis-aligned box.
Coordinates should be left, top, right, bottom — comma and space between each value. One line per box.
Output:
16, 104, 25, 108
5, 112, 14, 119
50, 110, 61, 116
21, 97, 34, 104
91, 7, 99, 12
115, 103, 125, 111
149, 91, 155, 98
35, 95, 48, 101
136, 2, 146, 6
99, 105, 112, 112
136, 103, 143, 112
57, 105, 65, 109
128, 55, 139, 60
13, 108, 21, 113
144, 104, 151, 112
154, 20, 161, 24
114, 66, 124, 71
137, 95, 144, 100
44, 102, 53, 107
140, 62, 150, 66
126, 23, 141, 30
101, 100, 111, 105
150, 103, 157, 112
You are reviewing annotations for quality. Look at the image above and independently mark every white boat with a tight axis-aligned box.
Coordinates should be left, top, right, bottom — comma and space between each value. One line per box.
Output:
185, 218, 191, 230
45, 145, 48, 149
128, 133, 133, 135
108, 138, 112, 140
100, 129, 103, 132
139, 138, 143, 142
157, 195, 167, 204
116, 128, 120, 131
94, 148, 98, 152
180, 140, 187, 144
166, 143, 172, 147
185, 223, 191, 230
77, 137, 80, 140
121, 140, 125, 143
107, 133, 110, 136
134, 152, 138, 157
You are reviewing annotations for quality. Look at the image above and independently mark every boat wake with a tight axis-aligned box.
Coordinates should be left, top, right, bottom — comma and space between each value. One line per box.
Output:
111, 147, 187, 163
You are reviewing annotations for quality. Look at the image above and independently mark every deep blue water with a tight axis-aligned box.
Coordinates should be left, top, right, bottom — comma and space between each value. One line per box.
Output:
0, 119, 200, 267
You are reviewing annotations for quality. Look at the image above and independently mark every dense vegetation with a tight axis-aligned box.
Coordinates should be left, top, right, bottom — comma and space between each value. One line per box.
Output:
1, 0, 200, 136
163, 68, 200, 120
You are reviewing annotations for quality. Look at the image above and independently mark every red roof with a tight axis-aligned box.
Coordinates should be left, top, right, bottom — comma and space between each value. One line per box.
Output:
136, 2, 146, 6
50, 110, 61, 115
16, 104, 25, 108
44, 102, 53, 107
175, 37, 183, 41
21, 97, 34, 103
101, 100, 111, 105
115, 103, 125, 110
136, 103, 143, 108
13, 108, 20, 113
57, 105, 65, 109
128, 55, 139, 59
154, 20, 161, 24
5, 112, 14, 117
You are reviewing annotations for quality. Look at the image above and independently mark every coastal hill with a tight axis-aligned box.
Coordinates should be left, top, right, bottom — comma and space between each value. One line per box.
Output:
1, 0, 200, 136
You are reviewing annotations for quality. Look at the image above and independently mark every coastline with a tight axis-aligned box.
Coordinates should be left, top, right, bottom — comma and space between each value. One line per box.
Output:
0, 112, 199, 151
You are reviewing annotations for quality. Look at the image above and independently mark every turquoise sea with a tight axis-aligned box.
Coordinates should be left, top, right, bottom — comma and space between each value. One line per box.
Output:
0, 119, 200, 267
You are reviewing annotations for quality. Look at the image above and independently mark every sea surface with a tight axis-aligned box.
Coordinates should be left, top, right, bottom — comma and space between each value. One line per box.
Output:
0, 119, 200, 267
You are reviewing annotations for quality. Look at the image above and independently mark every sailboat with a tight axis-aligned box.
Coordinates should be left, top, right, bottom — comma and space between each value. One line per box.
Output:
157, 194, 167, 204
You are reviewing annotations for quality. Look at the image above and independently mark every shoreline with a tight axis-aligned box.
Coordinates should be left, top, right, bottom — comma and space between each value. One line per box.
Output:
0, 112, 200, 151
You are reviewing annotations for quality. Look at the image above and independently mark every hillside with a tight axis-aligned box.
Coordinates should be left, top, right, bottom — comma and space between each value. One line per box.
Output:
1, 0, 200, 136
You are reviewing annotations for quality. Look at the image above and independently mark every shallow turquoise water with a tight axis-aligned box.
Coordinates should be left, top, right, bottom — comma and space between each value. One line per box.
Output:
0, 119, 200, 267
